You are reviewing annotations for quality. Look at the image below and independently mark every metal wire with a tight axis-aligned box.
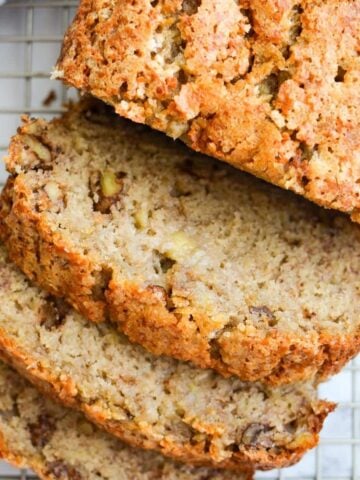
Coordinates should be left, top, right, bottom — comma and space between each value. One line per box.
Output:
0, 1, 359, 479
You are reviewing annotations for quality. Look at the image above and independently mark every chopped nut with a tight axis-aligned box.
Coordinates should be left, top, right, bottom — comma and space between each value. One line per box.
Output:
22, 135, 51, 162
28, 414, 56, 448
165, 231, 196, 261
40, 296, 70, 331
90, 170, 126, 214
241, 423, 272, 446
46, 460, 82, 480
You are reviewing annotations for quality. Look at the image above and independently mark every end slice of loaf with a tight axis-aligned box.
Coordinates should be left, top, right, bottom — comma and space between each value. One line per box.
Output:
0, 361, 253, 480
0, 242, 334, 470
55, 0, 360, 221
1, 101, 360, 385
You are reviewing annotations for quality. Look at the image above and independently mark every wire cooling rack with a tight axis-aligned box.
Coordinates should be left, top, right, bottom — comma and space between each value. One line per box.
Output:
0, 1, 359, 479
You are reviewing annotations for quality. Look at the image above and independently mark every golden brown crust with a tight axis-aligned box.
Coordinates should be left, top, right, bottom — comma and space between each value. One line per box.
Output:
0, 361, 255, 480
1, 168, 360, 387
56, 0, 360, 221
0, 329, 334, 471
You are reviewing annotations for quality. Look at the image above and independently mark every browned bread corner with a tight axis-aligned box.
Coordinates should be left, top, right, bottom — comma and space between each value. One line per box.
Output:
55, 0, 360, 221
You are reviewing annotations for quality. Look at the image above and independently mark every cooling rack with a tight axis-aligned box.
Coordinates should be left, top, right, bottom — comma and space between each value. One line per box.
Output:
0, 1, 359, 478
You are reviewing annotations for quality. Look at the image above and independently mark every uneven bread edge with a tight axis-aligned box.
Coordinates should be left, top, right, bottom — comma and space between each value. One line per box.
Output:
0, 327, 335, 471
55, 0, 360, 223
1, 165, 360, 387
0, 362, 256, 480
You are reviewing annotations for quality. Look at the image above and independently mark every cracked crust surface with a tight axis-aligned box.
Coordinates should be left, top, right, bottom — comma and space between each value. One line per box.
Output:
0, 241, 334, 470
0, 362, 254, 480
56, 0, 360, 221
1, 101, 360, 386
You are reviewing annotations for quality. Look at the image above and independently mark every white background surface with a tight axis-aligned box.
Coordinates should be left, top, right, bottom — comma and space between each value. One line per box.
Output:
0, 1, 359, 479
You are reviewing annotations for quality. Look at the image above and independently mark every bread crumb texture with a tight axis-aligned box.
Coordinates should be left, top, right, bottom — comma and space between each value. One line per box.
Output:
0, 242, 333, 470
56, 0, 360, 220
1, 101, 360, 385
0, 361, 253, 479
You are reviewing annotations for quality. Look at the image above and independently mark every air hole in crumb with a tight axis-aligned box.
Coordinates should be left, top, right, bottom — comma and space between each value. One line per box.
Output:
182, 0, 201, 15
335, 66, 346, 82
285, 419, 298, 434
226, 443, 240, 452
178, 69, 188, 85
91, 267, 112, 302
282, 45, 291, 60
153, 251, 176, 274
289, 4, 304, 41
240, 8, 254, 38
299, 141, 313, 161
151, 0, 159, 7
301, 176, 310, 187
119, 81, 128, 95
259, 71, 291, 98
160, 256, 176, 273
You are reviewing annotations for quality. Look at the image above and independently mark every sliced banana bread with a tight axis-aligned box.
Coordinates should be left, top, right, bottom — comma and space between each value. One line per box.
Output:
55, 0, 360, 221
0, 361, 253, 480
0, 242, 333, 470
1, 101, 360, 385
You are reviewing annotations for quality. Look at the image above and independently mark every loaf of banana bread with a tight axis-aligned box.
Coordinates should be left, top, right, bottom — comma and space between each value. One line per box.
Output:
0, 241, 333, 470
55, 0, 360, 221
2, 101, 360, 385
0, 361, 253, 480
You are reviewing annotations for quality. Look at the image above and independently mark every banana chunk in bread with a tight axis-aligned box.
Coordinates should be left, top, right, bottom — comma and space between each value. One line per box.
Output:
0, 362, 253, 480
1, 101, 360, 385
0, 242, 333, 470
55, 0, 360, 221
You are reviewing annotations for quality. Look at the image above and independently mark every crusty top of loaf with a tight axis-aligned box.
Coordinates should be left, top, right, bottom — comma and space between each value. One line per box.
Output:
0, 240, 333, 470
0, 360, 252, 480
55, 0, 360, 221
2, 100, 360, 386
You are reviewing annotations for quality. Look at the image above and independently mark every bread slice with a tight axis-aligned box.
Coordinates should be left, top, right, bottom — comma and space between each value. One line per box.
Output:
0, 361, 253, 480
1, 100, 360, 386
55, 1, 360, 221
0, 242, 333, 470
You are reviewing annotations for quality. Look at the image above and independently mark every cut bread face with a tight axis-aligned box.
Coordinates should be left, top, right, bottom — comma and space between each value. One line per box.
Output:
55, 0, 360, 221
0, 242, 333, 470
1, 101, 360, 385
0, 361, 253, 480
